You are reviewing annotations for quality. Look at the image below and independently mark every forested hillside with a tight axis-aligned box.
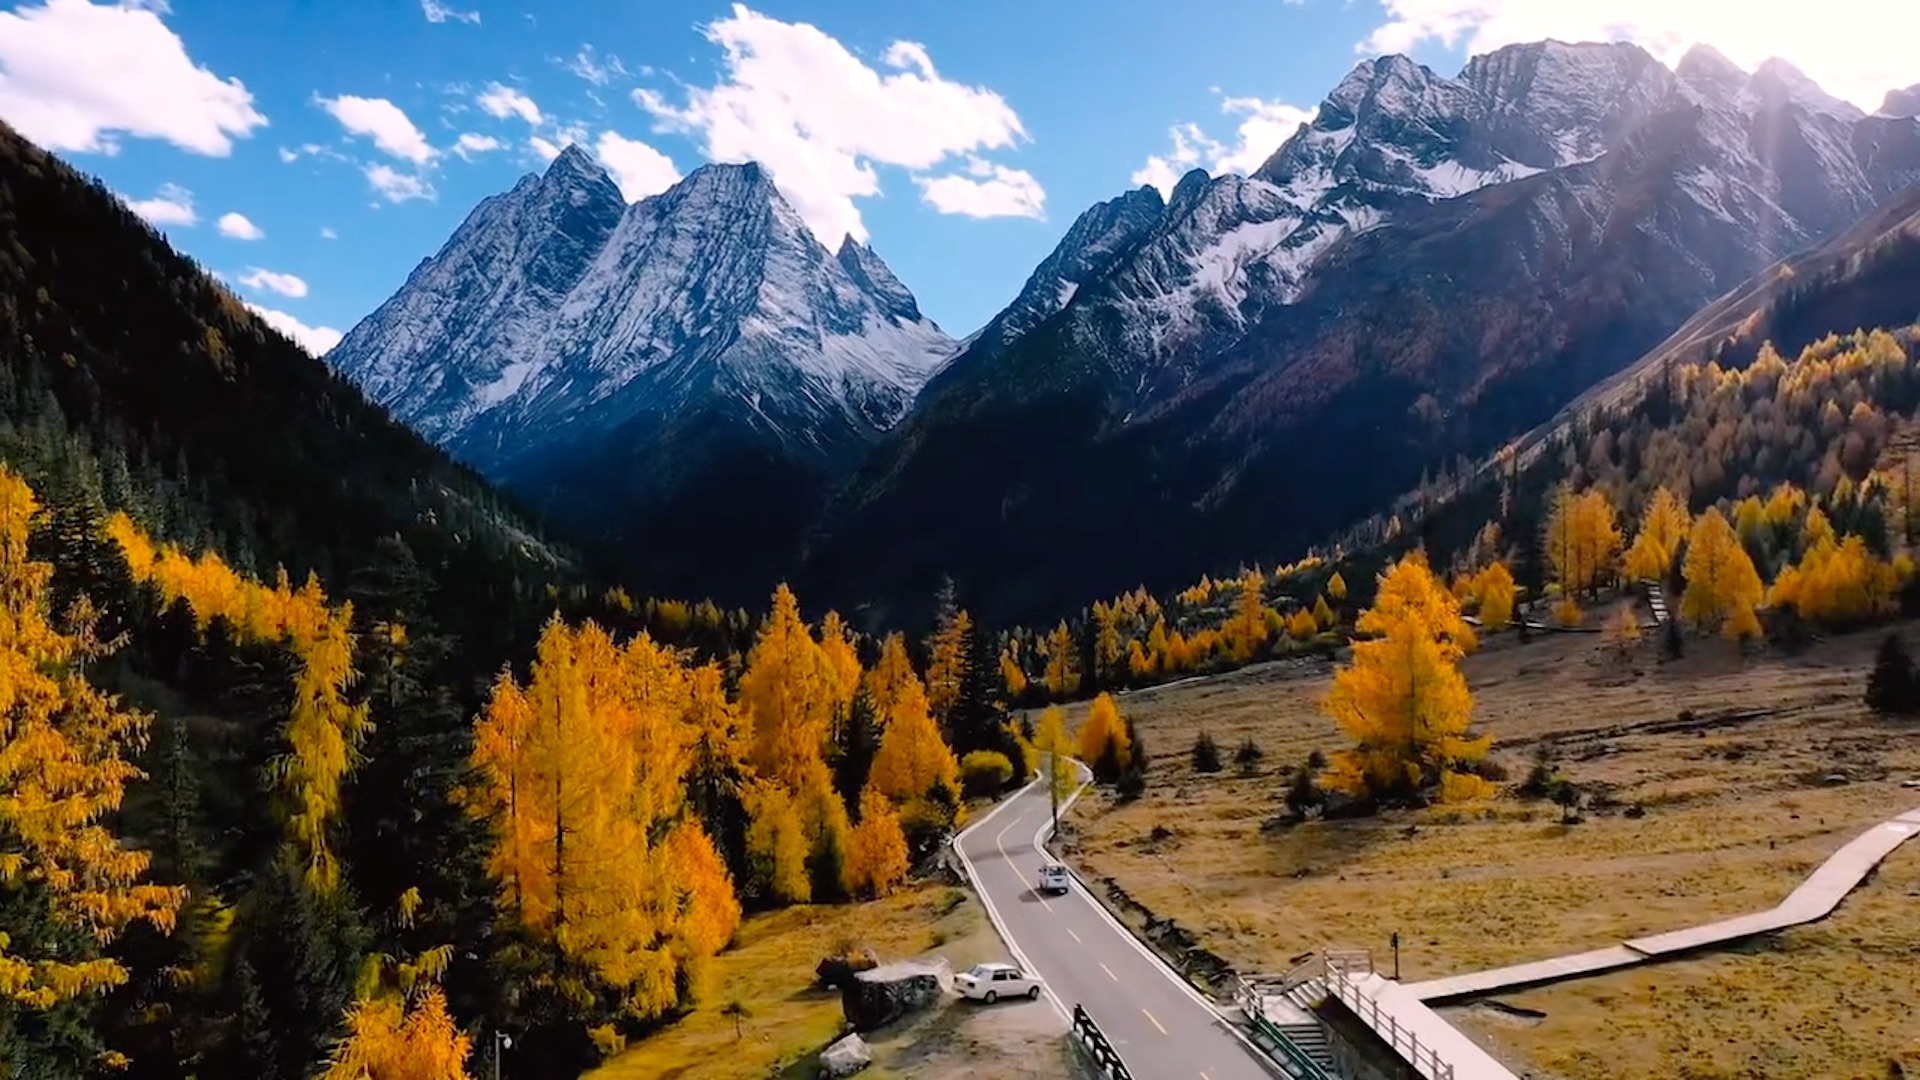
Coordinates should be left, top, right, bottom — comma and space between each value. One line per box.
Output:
981, 196, 1920, 707
0, 120, 1064, 1079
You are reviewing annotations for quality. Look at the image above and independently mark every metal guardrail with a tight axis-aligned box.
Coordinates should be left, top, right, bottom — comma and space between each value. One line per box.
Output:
1323, 961, 1455, 1080
1071, 1003, 1134, 1080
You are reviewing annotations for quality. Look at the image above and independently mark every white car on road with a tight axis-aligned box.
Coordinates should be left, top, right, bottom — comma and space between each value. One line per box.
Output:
955, 962, 1043, 1004
1037, 863, 1070, 895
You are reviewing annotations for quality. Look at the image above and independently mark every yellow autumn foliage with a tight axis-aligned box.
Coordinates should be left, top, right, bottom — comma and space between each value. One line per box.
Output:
0, 469, 185, 1011
1321, 551, 1490, 801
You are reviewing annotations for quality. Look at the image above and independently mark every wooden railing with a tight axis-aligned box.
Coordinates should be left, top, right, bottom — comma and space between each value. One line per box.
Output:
1323, 961, 1455, 1080
1071, 1004, 1134, 1080
1323, 948, 1374, 977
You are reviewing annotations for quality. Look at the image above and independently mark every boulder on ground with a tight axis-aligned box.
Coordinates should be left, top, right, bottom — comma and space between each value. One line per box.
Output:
840, 958, 953, 1031
819, 1033, 871, 1077
816, 945, 881, 990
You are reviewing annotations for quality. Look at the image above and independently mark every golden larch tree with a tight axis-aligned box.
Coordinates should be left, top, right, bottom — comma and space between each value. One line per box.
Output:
466, 617, 739, 1016
0, 469, 185, 1012
321, 988, 472, 1080
1092, 602, 1123, 683
1077, 693, 1132, 778
1679, 507, 1765, 637
1327, 572, 1348, 602
1321, 551, 1491, 802
1623, 485, 1690, 582
845, 788, 909, 899
999, 647, 1028, 697
925, 609, 972, 721
739, 585, 838, 790
1542, 486, 1622, 598
1769, 533, 1900, 628
865, 633, 923, 725
1475, 562, 1516, 631
745, 783, 811, 904
1285, 608, 1318, 641
1225, 569, 1270, 662
1043, 622, 1079, 696
1312, 595, 1335, 630
1033, 707, 1079, 807
817, 611, 863, 722
864, 673, 959, 802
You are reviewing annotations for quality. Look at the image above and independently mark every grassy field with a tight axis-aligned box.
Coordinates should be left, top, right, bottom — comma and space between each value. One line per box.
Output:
1058, 618, 1920, 1079
592, 881, 1077, 1080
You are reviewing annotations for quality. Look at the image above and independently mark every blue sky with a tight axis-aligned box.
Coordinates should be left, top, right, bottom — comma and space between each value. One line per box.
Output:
2, 0, 1915, 355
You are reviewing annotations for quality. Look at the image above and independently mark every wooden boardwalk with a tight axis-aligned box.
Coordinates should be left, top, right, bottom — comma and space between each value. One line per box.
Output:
1406, 805, 1920, 1003
1328, 970, 1521, 1080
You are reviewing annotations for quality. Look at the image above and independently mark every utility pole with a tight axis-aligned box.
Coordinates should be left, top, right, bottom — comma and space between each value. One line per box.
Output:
493, 1031, 512, 1080
1050, 754, 1061, 837
1391, 931, 1401, 981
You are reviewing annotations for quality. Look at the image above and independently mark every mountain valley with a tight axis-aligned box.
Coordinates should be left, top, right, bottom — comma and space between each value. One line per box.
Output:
9, 11, 1920, 1079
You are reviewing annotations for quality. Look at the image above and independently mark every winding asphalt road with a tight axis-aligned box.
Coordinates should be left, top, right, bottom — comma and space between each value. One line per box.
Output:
955, 776, 1277, 1080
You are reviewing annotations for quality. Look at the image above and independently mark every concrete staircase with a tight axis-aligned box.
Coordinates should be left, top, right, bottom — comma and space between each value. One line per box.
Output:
1274, 1019, 1336, 1074
1234, 962, 1341, 1078
1644, 580, 1670, 624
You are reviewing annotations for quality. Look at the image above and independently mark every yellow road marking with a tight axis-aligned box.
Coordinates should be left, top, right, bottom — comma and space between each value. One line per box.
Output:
1142, 1008, 1168, 1035
1099, 962, 1118, 982
1066, 927, 1082, 943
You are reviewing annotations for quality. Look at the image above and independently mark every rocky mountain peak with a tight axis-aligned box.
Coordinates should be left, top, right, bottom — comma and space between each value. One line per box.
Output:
1880, 85, 1920, 119
1750, 57, 1863, 120
835, 235, 926, 324
1674, 43, 1750, 96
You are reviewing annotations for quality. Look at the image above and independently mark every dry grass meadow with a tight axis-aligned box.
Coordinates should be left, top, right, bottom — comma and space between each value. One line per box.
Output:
1055, 619, 1920, 1079
593, 881, 1079, 1080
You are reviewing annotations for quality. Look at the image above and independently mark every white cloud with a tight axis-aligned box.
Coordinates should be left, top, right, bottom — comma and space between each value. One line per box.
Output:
634, 3, 1035, 243
916, 158, 1045, 220
320, 226, 338, 239
1359, 0, 1920, 113
125, 182, 196, 226
453, 131, 502, 159
278, 141, 349, 164
594, 130, 680, 202
365, 163, 434, 203
1132, 93, 1315, 196
318, 94, 435, 164
419, 0, 478, 25
566, 45, 626, 86
0, 0, 266, 156
247, 302, 342, 356
237, 266, 308, 298
216, 211, 263, 239
528, 135, 562, 162
477, 82, 542, 125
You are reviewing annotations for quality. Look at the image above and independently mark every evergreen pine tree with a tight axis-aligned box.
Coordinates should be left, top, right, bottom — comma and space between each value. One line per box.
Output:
1078, 618, 1101, 695
1866, 633, 1919, 714
832, 687, 881, 816
1662, 614, 1684, 660
1190, 731, 1222, 774
948, 619, 1021, 772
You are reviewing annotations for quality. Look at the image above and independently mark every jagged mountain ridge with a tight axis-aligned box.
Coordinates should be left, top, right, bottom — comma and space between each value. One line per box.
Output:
803, 39, 1920, 627
327, 148, 954, 600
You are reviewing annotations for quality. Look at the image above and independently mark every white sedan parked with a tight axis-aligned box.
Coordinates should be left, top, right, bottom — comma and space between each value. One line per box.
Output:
955, 962, 1043, 1004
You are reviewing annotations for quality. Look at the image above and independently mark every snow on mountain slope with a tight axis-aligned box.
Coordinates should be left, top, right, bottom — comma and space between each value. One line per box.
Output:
328, 151, 953, 478
328, 145, 626, 444
808, 38, 1920, 625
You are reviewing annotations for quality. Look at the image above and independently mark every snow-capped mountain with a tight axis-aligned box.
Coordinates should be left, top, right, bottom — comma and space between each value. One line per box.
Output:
327, 147, 953, 599
807, 40, 1920, 626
